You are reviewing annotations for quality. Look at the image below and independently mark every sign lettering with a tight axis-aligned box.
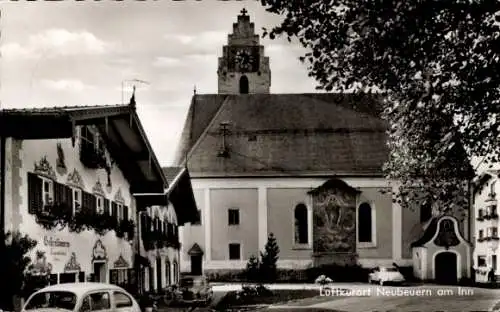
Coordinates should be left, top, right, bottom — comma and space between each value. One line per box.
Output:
43, 236, 70, 248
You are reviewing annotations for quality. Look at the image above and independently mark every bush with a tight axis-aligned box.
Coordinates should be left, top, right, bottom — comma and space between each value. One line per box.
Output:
205, 269, 246, 283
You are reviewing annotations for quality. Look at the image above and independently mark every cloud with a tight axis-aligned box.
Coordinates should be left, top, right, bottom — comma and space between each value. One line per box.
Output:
40, 79, 96, 92
164, 31, 226, 47
152, 57, 182, 68
1, 28, 114, 59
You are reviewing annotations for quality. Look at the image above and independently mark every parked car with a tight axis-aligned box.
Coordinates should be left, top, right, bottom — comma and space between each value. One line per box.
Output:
172, 275, 213, 305
368, 266, 405, 285
21, 283, 141, 312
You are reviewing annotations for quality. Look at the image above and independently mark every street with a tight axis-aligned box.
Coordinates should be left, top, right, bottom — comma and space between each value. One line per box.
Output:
260, 284, 500, 312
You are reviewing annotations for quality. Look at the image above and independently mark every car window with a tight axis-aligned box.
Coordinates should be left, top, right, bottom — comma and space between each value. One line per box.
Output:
25, 291, 77, 311
113, 292, 133, 308
80, 296, 91, 312
180, 278, 194, 287
82, 292, 111, 311
386, 268, 398, 272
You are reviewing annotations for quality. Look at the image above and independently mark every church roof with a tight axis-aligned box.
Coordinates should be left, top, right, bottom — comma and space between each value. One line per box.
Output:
174, 93, 388, 177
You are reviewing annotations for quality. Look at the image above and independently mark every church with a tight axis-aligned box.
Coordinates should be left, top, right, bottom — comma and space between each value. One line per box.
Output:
173, 9, 472, 283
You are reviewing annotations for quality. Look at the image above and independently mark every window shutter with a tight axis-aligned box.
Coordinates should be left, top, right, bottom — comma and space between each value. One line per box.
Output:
123, 206, 129, 221
65, 185, 73, 207
110, 269, 118, 285
140, 214, 147, 236
146, 216, 152, 232
127, 268, 136, 287
53, 182, 65, 204
78, 272, 85, 282
104, 199, 110, 215
82, 191, 94, 213
27, 173, 43, 214
111, 202, 118, 218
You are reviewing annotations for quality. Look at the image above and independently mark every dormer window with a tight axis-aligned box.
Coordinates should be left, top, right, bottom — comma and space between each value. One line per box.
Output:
80, 126, 107, 169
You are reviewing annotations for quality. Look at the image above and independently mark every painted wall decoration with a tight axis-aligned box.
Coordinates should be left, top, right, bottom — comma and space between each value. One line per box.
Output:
92, 178, 105, 197
34, 156, 56, 180
308, 179, 359, 253
114, 188, 125, 204
433, 218, 460, 248
114, 254, 130, 268
67, 168, 85, 190
92, 239, 107, 261
64, 252, 82, 272
56, 143, 67, 176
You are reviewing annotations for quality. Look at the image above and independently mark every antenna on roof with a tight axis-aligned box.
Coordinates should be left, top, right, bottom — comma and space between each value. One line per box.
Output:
121, 79, 150, 105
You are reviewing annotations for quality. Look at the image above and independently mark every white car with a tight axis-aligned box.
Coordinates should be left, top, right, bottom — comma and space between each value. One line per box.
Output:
368, 266, 405, 285
22, 283, 141, 312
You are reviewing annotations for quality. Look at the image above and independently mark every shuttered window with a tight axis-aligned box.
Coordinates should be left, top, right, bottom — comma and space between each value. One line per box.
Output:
72, 188, 82, 214
96, 196, 104, 215
117, 203, 124, 221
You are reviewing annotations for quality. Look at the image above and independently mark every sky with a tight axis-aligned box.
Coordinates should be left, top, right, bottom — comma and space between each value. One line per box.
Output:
0, 1, 318, 166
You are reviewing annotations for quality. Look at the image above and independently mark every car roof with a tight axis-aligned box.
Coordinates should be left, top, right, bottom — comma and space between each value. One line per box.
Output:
33, 283, 125, 296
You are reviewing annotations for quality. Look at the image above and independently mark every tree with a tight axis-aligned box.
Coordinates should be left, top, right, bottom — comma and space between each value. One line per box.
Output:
0, 231, 37, 311
260, 0, 500, 213
260, 233, 280, 282
245, 254, 260, 281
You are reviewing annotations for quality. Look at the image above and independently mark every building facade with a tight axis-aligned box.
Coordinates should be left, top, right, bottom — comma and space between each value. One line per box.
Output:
472, 170, 499, 282
0, 99, 198, 293
173, 9, 473, 283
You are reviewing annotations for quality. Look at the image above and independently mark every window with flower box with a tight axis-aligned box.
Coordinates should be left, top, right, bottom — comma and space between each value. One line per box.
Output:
478, 255, 487, 267
28, 172, 133, 238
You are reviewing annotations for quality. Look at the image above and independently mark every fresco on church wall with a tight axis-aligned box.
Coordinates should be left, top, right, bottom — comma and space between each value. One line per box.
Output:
309, 179, 358, 253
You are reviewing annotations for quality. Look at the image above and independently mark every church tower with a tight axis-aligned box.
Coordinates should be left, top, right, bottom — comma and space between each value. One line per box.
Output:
217, 9, 271, 94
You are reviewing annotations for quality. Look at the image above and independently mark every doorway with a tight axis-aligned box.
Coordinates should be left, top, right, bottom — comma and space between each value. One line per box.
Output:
239, 75, 249, 94
434, 252, 458, 284
191, 255, 202, 276
93, 262, 107, 283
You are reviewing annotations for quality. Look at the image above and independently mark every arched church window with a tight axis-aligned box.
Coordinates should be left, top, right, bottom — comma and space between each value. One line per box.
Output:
294, 203, 308, 244
173, 260, 179, 284
165, 259, 171, 285
358, 203, 372, 243
239, 75, 249, 94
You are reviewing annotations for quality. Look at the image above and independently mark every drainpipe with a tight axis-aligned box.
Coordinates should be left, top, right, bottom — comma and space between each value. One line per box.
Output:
1, 136, 6, 241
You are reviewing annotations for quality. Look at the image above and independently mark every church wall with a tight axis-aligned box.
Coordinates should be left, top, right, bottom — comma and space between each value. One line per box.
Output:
267, 188, 312, 261
4, 136, 135, 283
402, 204, 421, 259
209, 188, 259, 261
179, 189, 206, 265
356, 187, 393, 260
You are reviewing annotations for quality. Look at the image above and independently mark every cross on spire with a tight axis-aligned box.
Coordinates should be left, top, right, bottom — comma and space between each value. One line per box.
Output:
240, 8, 248, 16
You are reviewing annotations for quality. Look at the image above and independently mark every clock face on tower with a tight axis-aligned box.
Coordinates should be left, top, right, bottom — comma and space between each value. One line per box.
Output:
230, 47, 259, 72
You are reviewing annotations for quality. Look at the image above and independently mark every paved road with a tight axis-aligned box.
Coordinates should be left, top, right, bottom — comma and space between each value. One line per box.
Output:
264, 284, 500, 312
